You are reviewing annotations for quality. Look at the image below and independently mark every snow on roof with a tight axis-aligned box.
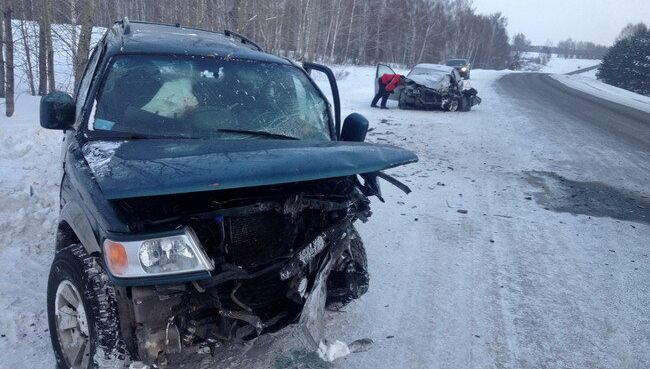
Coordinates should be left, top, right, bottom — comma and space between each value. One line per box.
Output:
411, 63, 454, 73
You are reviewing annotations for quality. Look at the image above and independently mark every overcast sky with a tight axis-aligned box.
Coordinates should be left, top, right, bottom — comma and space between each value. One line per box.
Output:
472, 0, 650, 46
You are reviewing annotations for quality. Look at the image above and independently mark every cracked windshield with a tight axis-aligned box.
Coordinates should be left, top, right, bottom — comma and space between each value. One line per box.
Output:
91, 56, 331, 140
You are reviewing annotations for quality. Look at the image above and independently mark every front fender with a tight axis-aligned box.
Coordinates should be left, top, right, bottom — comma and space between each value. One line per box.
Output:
60, 201, 101, 254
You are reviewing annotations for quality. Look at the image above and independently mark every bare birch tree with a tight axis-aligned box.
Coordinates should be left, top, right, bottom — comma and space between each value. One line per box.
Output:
0, 15, 5, 98
74, 0, 92, 91
19, 17, 36, 95
4, 0, 14, 117
38, 0, 49, 95
46, 1, 55, 93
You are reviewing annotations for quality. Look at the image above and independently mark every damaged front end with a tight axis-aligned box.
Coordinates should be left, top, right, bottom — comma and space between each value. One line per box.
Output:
399, 79, 481, 111
108, 177, 380, 366
400, 82, 444, 109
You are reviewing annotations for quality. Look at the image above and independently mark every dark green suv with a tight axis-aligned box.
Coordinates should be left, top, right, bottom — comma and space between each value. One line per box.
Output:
40, 19, 416, 368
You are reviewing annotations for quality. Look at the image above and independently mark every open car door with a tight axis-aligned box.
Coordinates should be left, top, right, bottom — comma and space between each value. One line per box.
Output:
375, 64, 402, 101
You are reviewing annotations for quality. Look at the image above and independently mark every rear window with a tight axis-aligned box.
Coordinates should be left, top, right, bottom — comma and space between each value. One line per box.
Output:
89, 55, 332, 141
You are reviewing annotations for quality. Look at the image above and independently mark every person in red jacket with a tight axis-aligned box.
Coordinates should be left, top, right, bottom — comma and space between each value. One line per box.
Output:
371, 73, 405, 109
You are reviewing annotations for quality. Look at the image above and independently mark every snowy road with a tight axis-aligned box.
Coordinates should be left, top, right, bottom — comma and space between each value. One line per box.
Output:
1, 68, 648, 369
500, 73, 650, 150
313, 70, 650, 369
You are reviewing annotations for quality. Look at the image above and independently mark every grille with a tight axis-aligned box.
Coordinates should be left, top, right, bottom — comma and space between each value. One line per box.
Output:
423, 90, 439, 104
227, 213, 289, 268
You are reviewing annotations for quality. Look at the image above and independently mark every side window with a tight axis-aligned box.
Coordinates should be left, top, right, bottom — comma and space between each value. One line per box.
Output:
293, 75, 307, 111
376, 64, 395, 78
75, 46, 102, 120
290, 73, 328, 132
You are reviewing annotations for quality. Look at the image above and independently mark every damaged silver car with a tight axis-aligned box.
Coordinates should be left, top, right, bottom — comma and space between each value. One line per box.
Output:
376, 63, 482, 111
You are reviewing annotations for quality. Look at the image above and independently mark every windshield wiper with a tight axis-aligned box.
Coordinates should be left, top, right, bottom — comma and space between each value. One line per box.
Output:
216, 129, 299, 140
91, 132, 199, 140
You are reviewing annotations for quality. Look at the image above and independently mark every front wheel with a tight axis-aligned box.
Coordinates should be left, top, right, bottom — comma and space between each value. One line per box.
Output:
398, 94, 409, 110
459, 95, 471, 112
47, 244, 130, 369
446, 98, 459, 112
326, 227, 369, 310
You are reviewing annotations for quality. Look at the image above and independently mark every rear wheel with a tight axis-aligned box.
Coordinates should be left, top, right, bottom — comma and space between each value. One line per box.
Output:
47, 244, 130, 369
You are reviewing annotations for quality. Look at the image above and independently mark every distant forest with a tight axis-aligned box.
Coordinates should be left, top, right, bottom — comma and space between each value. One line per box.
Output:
526, 41, 609, 60
0, 0, 615, 117
11, 0, 512, 69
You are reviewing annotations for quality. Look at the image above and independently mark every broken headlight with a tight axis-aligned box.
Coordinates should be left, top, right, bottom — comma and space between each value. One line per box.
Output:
103, 227, 214, 278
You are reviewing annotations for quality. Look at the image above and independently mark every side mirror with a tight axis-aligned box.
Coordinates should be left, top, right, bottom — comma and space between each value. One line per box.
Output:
40, 92, 75, 130
340, 113, 369, 142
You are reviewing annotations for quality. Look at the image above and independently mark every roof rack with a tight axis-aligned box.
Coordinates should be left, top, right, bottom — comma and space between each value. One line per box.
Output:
223, 29, 263, 52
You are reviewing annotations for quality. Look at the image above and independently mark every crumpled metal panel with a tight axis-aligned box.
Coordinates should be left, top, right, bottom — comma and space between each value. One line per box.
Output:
81, 139, 418, 200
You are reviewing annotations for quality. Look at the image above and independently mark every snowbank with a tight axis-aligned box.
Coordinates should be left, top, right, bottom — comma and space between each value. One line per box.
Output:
541, 55, 601, 74
0, 106, 60, 368
551, 74, 650, 113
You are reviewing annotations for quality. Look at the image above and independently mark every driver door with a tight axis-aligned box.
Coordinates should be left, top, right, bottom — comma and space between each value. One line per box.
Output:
375, 64, 401, 101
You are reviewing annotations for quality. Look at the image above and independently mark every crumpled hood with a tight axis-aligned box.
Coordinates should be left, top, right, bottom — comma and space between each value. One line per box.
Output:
406, 74, 446, 90
82, 139, 418, 200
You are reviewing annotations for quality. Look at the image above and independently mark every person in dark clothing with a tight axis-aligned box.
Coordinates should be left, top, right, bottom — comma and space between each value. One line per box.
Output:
371, 73, 404, 109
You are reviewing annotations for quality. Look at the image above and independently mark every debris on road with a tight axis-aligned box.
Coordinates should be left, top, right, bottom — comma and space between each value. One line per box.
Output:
348, 338, 374, 353
318, 340, 351, 362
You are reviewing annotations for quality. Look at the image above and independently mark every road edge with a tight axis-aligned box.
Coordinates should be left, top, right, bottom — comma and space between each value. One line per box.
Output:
549, 74, 650, 115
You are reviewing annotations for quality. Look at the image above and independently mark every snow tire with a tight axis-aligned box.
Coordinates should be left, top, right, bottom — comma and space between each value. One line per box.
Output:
398, 94, 409, 110
47, 244, 131, 369
326, 226, 370, 310
459, 95, 471, 112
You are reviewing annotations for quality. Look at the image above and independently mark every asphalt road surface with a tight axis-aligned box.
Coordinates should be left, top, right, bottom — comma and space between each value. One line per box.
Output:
318, 72, 650, 369
498, 73, 650, 151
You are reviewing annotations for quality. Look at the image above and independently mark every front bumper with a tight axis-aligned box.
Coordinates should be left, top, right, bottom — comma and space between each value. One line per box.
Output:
128, 220, 355, 364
